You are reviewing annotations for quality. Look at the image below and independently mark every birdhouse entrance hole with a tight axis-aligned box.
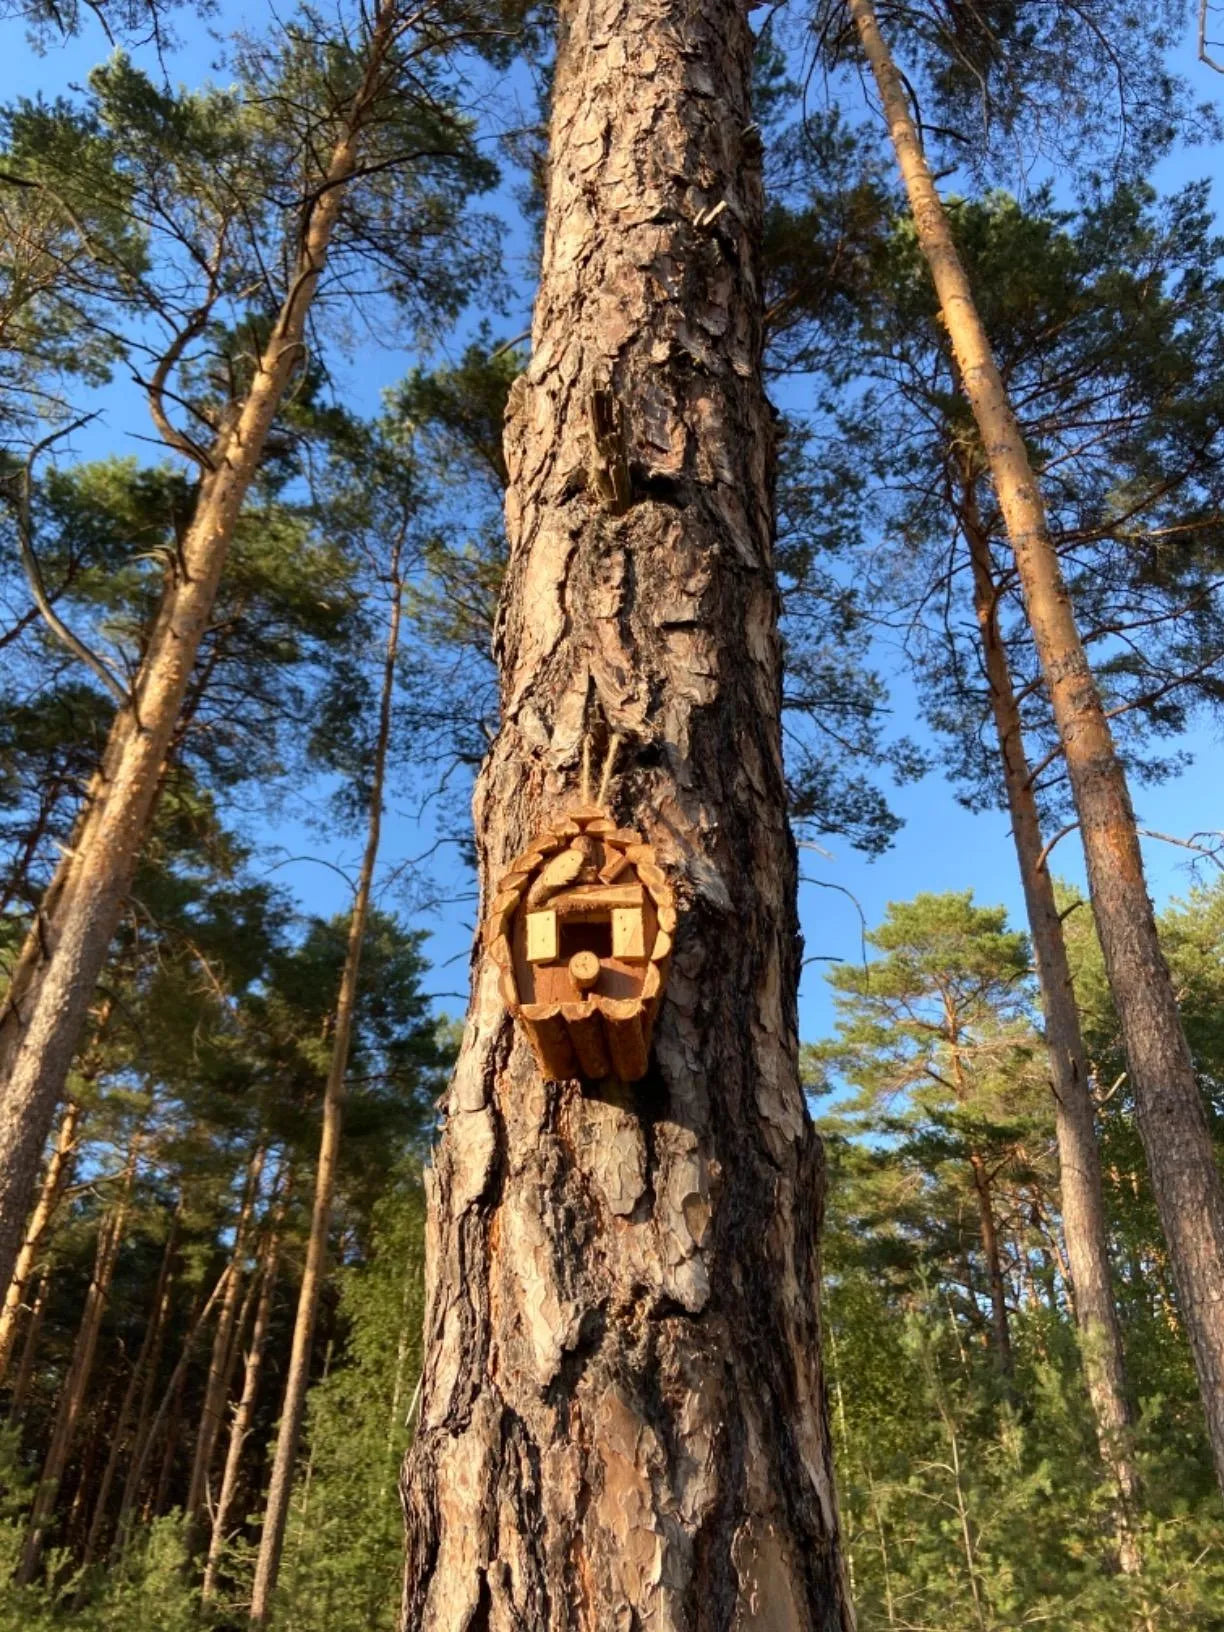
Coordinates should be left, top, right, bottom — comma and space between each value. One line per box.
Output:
560, 916, 612, 963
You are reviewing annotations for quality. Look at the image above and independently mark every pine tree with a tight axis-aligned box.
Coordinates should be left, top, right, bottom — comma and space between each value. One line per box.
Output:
841, 0, 1224, 1493
400, 2, 853, 1623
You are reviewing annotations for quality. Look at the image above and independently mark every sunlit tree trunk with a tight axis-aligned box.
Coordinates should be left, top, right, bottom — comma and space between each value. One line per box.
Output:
249, 533, 405, 1626
116, 1264, 229, 1546
81, 1205, 181, 1568
968, 1150, 1014, 1384
186, 1145, 265, 1542
18, 1129, 139, 1583
0, 1097, 80, 1381
0, 0, 408, 1303
8, 1263, 49, 1416
961, 477, 1141, 1544
400, 4, 853, 1627
202, 1185, 286, 1602
849, 0, 1224, 1494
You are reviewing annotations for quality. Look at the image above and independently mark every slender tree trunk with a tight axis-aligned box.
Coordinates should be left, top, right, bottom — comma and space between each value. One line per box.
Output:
116, 1265, 229, 1548
849, 0, 1224, 1493
248, 533, 405, 1626
187, 1145, 265, 1540
9, 1264, 49, 1417
961, 481, 1141, 1529
18, 1131, 139, 1583
969, 1150, 1014, 1383
0, 0, 407, 1302
152, 1361, 187, 1517
0, 1097, 80, 1381
202, 1202, 284, 1603
400, 4, 853, 1627
80, 1205, 180, 1569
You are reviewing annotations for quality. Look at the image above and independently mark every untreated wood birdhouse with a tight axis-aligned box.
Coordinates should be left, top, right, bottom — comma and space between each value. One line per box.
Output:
486, 805, 674, 1082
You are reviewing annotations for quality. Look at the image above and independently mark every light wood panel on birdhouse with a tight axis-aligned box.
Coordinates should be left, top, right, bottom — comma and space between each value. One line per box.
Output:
485, 805, 674, 1082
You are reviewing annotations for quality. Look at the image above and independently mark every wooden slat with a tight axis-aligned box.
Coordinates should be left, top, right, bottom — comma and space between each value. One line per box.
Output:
520, 1005, 578, 1080
547, 883, 644, 914
562, 1001, 612, 1078
601, 1000, 649, 1081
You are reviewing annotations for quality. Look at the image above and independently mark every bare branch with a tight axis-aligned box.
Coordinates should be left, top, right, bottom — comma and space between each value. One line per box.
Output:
2, 421, 129, 706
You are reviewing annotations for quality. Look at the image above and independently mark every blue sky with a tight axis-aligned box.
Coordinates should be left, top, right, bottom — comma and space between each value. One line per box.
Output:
2, 2, 1221, 1045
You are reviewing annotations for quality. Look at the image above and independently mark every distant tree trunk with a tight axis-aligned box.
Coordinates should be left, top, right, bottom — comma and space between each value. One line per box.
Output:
400, 3, 853, 1627
116, 1265, 230, 1547
0, 0, 409, 1304
81, 1205, 181, 1569
850, 0, 1224, 1495
961, 477, 1141, 1539
152, 1361, 186, 1517
186, 1145, 265, 1542
8, 1264, 49, 1416
249, 533, 405, 1627
202, 1198, 284, 1603
18, 1129, 139, 1583
968, 1150, 1014, 1383
0, 1097, 80, 1381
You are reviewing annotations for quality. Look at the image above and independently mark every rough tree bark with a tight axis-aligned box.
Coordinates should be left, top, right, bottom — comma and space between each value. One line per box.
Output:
399, 4, 853, 1628
0, 0, 405, 1302
848, 0, 1224, 1494
249, 535, 405, 1626
961, 476, 1140, 1539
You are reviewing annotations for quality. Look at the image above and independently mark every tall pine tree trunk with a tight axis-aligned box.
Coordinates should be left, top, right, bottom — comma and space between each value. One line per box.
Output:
0, 1097, 80, 1381
0, 0, 405, 1302
849, 0, 1224, 1493
400, 4, 852, 1626
249, 536, 405, 1626
18, 1130, 139, 1582
960, 476, 1140, 1535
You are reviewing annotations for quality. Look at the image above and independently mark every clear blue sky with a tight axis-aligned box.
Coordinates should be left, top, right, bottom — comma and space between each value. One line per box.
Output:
2, 3, 1220, 1045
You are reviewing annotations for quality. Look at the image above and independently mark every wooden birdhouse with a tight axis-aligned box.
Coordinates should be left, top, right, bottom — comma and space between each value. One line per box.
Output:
485, 805, 674, 1082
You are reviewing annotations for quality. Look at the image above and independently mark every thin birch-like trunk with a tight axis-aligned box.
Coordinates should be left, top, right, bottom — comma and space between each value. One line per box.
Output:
8, 1264, 49, 1417
969, 1150, 1014, 1384
248, 531, 405, 1625
400, 3, 853, 1625
202, 1188, 286, 1602
116, 1265, 230, 1548
961, 478, 1141, 1540
0, 0, 409, 1301
186, 1145, 265, 1539
0, 1097, 80, 1381
849, 0, 1224, 1493
18, 1131, 139, 1583
80, 1206, 180, 1569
